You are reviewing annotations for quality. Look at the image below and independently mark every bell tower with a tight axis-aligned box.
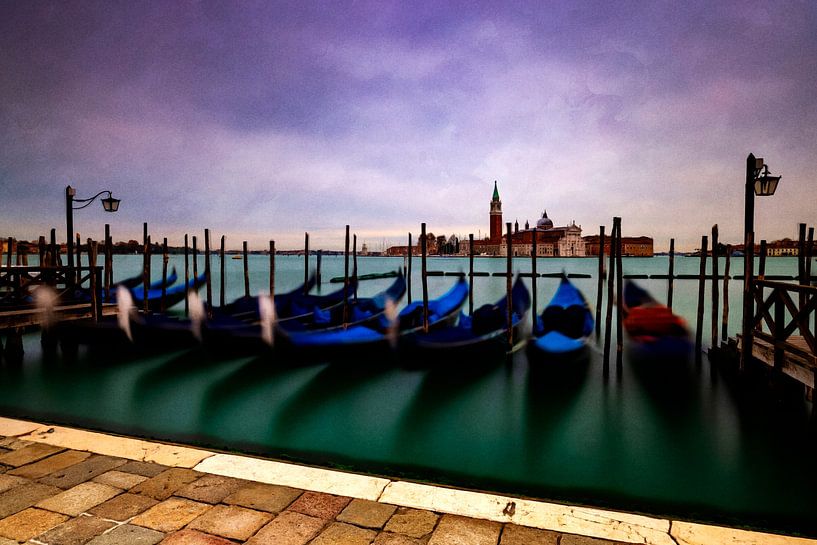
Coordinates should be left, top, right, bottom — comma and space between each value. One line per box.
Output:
489, 181, 502, 242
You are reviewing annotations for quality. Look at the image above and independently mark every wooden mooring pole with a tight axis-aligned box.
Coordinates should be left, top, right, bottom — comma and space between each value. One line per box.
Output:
161, 237, 168, 313
88, 239, 100, 322
531, 228, 538, 330
407, 233, 413, 304
316, 250, 322, 288
243, 241, 250, 298
38, 236, 46, 268
468, 234, 474, 316
353, 234, 358, 300
667, 238, 675, 310
711, 225, 719, 349
104, 224, 112, 302
304, 232, 309, 294
220, 235, 226, 308
204, 229, 212, 317
506, 222, 513, 347
192, 236, 198, 280
143, 223, 150, 313
722, 246, 731, 343
343, 226, 350, 324
269, 240, 275, 299
759, 240, 767, 279
615, 218, 623, 370
595, 226, 605, 340
421, 223, 429, 332
184, 234, 190, 316
695, 235, 708, 364
602, 220, 617, 377
76, 234, 82, 284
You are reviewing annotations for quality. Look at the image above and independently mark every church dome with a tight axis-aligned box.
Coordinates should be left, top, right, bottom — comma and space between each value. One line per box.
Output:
536, 210, 553, 230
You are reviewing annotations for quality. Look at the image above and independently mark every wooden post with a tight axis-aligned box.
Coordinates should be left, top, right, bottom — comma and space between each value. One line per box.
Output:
468, 234, 474, 316
304, 232, 309, 294
49, 228, 58, 268
506, 222, 513, 346
204, 229, 212, 317
316, 250, 322, 288
774, 290, 785, 372
76, 234, 82, 286
220, 234, 226, 308
353, 234, 358, 300
711, 224, 719, 349
615, 219, 623, 369
531, 228, 537, 330
38, 236, 46, 267
243, 241, 250, 298
269, 240, 275, 298
343, 225, 350, 324
407, 233, 413, 304
421, 223, 429, 332
15, 242, 21, 265
798, 223, 807, 286
192, 235, 198, 280
5, 237, 12, 268
757, 239, 767, 279
695, 235, 708, 364
184, 234, 190, 316
740, 231, 754, 372
806, 227, 814, 281
603, 219, 617, 376
104, 224, 112, 302
161, 237, 169, 313
142, 223, 149, 313
595, 226, 605, 340
88, 239, 99, 322
722, 245, 731, 343
667, 238, 675, 310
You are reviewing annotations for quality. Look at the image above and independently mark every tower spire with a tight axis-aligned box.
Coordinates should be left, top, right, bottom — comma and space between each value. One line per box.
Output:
492, 180, 500, 201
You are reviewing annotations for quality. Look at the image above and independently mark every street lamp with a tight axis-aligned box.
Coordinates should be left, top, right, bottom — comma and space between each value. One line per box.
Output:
65, 185, 121, 282
741, 153, 781, 370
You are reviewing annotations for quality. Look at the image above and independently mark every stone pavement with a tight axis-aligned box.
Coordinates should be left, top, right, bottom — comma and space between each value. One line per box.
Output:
0, 434, 626, 545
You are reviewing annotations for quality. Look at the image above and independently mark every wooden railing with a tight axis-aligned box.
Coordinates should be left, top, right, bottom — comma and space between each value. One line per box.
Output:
750, 279, 817, 369
0, 266, 104, 321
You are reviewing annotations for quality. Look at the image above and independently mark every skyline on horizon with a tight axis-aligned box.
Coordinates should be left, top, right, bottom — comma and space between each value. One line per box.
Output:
2, 1, 817, 252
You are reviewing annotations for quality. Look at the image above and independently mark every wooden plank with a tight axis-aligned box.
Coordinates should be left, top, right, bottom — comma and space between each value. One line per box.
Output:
738, 335, 817, 388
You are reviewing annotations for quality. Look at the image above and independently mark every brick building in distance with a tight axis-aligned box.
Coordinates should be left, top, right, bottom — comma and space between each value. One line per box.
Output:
583, 235, 654, 257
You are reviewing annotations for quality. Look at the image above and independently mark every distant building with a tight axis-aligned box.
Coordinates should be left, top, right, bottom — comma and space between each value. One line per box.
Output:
468, 182, 585, 256
583, 235, 654, 257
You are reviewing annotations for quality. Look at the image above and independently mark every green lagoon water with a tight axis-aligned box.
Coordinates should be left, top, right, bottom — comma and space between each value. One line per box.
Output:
2, 255, 817, 536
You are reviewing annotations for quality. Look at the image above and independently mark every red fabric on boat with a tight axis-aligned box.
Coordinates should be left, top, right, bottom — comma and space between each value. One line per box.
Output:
623, 306, 688, 337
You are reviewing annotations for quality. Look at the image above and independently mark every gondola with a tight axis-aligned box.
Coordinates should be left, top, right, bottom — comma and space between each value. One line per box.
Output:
130, 272, 207, 312
622, 280, 692, 358
274, 276, 467, 362
203, 272, 405, 355
528, 274, 593, 356
400, 276, 531, 366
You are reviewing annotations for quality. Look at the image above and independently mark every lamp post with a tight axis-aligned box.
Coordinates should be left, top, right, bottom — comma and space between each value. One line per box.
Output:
741, 153, 781, 370
65, 185, 121, 283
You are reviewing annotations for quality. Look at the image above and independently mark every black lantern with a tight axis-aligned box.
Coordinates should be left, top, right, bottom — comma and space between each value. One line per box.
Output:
101, 194, 121, 212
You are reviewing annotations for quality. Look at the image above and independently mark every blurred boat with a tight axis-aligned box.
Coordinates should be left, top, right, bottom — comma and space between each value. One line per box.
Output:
528, 274, 593, 356
623, 280, 692, 358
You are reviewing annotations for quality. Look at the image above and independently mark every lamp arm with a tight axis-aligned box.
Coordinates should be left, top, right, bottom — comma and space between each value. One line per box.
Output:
72, 190, 113, 210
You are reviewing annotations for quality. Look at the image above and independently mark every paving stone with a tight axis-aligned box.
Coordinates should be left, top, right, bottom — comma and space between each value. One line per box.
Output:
286, 491, 351, 520
311, 521, 378, 545
39, 455, 127, 489
0, 474, 27, 494
35, 514, 117, 545
499, 524, 559, 545
374, 532, 425, 545
89, 492, 159, 522
338, 499, 397, 529
8, 449, 91, 479
36, 481, 123, 517
0, 438, 33, 450
224, 482, 302, 513
427, 514, 501, 545
187, 504, 272, 541
159, 528, 235, 545
86, 523, 165, 545
93, 470, 148, 489
245, 511, 325, 545
131, 497, 211, 533
0, 507, 68, 542
130, 468, 202, 501
0, 482, 62, 519
560, 535, 626, 545
117, 461, 170, 478
175, 474, 244, 504
384, 508, 439, 538
0, 442, 63, 468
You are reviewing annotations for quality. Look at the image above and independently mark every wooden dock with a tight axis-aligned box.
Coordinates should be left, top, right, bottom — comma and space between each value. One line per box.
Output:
0, 303, 118, 330
736, 334, 816, 388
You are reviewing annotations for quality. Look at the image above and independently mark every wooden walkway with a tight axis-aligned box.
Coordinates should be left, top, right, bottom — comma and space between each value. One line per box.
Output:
0, 303, 118, 330
737, 335, 817, 388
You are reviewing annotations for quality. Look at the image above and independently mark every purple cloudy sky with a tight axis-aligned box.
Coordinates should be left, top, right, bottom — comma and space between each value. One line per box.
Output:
1, 1, 816, 251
